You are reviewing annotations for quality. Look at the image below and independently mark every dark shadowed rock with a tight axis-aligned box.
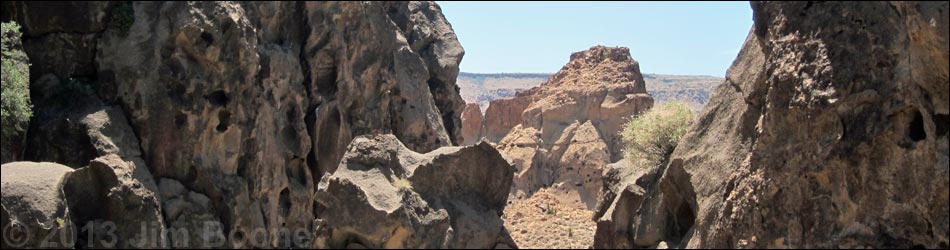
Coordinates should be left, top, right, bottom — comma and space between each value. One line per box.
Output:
315, 134, 516, 249
1, 2, 114, 82
0, 2, 112, 36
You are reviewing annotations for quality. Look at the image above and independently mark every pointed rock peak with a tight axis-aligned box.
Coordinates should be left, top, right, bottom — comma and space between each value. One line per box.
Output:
568, 46, 634, 65
545, 45, 646, 92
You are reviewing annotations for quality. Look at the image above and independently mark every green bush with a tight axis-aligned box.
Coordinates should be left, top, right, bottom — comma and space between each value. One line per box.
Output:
1, 21, 32, 141
621, 101, 694, 167
109, 1, 135, 37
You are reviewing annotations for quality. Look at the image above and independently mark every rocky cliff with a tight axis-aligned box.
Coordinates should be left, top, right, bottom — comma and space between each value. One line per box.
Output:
461, 103, 484, 145
594, 1, 949, 249
1, 1, 518, 249
476, 46, 654, 209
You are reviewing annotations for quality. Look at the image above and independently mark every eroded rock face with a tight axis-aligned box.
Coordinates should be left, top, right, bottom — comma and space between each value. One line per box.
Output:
1, 162, 76, 249
481, 96, 532, 143
24, 86, 169, 248
6, 1, 469, 249
16, 74, 168, 249
315, 134, 517, 249
598, 1, 950, 248
88, 2, 464, 247
484, 46, 653, 207
461, 103, 484, 145
157, 178, 224, 249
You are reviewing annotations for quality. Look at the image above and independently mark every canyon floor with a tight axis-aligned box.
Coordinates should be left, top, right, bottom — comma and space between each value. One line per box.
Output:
504, 188, 596, 249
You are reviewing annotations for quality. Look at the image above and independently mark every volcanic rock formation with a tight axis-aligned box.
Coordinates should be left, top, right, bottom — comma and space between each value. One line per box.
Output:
594, 1, 950, 249
474, 46, 654, 208
0, 1, 509, 249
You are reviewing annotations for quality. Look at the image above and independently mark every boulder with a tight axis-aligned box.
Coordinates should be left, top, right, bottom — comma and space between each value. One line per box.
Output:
315, 134, 517, 249
599, 1, 950, 248
63, 155, 167, 248
1, 162, 76, 249
590, 158, 663, 249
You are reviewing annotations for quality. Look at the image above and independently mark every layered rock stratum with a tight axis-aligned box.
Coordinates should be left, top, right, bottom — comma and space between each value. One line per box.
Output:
594, 1, 950, 249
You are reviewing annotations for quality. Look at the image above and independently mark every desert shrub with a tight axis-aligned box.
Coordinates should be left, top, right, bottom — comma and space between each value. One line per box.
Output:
392, 178, 412, 191
621, 101, 694, 167
1, 21, 32, 141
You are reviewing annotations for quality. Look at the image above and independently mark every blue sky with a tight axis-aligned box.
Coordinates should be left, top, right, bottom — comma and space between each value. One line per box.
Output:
438, 1, 753, 76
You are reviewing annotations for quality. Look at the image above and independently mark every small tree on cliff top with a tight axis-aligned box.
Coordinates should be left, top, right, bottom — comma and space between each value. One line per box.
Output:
622, 101, 694, 167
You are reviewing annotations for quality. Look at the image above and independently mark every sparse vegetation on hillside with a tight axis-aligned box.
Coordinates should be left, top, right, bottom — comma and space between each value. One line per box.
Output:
621, 101, 694, 167
1, 21, 32, 143
392, 177, 412, 191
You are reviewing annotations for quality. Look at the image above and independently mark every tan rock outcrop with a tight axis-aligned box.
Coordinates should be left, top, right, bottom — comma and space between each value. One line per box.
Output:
595, 1, 950, 248
315, 134, 517, 249
481, 96, 533, 143
461, 103, 484, 145
484, 46, 653, 208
